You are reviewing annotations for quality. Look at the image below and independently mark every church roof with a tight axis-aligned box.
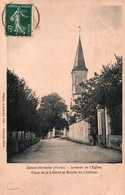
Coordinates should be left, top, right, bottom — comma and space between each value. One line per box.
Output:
72, 36, 88, 73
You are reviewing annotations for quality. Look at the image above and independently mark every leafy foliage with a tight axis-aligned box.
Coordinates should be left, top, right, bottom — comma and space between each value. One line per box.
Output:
71, 55, 122, 134
38, 93, 68, 136
7, 69, 41, 136
7, 70, 69, 137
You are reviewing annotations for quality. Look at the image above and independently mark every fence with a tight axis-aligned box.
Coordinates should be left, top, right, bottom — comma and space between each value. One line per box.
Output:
7, 131, 40, 159
97, 105, 122, 150
55, 130, 64, 138
46, 127, 67, 139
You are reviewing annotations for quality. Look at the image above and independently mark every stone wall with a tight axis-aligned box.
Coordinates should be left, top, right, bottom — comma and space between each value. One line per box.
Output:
108, 135, 122, 150
68, 120, 90, 144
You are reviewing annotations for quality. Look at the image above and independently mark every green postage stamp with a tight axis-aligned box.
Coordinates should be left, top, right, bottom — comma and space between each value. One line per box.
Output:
6, 4, 32, 36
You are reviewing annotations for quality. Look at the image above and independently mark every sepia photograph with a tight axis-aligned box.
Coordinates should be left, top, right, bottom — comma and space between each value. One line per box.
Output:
6, 3, 122, 163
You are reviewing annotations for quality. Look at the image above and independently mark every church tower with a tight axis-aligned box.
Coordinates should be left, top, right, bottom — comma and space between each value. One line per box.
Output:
71, 35, 88, 106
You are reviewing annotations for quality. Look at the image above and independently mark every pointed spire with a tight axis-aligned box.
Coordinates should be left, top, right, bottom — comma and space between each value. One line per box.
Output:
72, 35, 88, 73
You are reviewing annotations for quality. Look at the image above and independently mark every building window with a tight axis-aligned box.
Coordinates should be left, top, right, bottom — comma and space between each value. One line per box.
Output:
78, 77, 82, 83
75, 76, 79, 84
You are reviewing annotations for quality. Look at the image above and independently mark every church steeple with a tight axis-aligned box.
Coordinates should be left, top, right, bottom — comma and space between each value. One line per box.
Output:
72, 36, 88, 73
71, 34, 88, 105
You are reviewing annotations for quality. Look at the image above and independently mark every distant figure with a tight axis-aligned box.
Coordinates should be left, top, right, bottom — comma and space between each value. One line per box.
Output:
10, 6, 28, 34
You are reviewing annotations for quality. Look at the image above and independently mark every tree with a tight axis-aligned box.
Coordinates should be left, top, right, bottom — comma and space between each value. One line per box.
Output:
71, 55, 122, 135
7, 69, 41, 136
38, 93, 68, 136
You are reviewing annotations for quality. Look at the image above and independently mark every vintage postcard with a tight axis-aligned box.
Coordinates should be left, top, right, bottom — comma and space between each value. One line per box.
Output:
0, 0, 125, 194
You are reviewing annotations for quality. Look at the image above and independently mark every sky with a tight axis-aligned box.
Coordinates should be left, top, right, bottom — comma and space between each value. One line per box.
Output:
7, 1, 122, 107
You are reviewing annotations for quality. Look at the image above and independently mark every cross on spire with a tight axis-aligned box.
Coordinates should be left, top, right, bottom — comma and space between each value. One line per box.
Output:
79, 26, 81, 36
